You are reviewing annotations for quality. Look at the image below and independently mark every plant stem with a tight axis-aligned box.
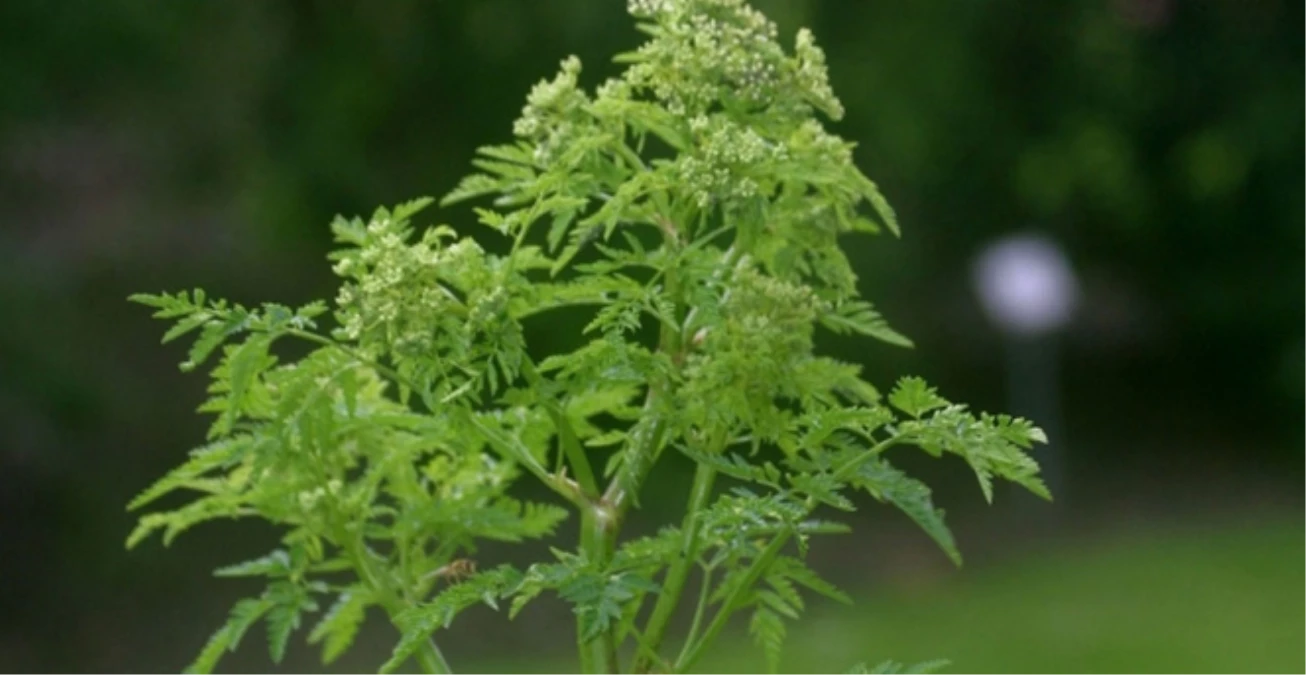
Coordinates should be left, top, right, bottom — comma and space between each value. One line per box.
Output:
674, 564, 713, 668
832, 437, 902, 480
347, 540, 453, 674
634, 462, 717, 672
579, 504, 620, 673
673, 532, 790, 673
521, 357, 601, 499
672, 438, 903, 672
457, 407, 589, 510
413, 641, 454, 675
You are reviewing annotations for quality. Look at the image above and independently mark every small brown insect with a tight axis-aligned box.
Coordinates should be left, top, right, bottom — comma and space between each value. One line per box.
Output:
425, 558, 477, 585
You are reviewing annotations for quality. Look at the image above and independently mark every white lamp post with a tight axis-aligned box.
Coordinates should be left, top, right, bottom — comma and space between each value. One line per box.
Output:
972, 234, 1078, 510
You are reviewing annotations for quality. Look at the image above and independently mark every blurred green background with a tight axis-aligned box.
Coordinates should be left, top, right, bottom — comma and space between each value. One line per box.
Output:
0, 0, 1301, 673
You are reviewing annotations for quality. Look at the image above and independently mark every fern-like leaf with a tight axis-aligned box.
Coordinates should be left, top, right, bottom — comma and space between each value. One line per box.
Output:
307, 590, 370, 665
749, 605, 787, 673
861, 658, 952, 674
184, 597, 273, 674
853, 457, 961, 566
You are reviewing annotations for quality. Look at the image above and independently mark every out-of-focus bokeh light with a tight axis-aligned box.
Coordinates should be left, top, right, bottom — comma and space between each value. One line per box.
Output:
973, 234, 1079, 336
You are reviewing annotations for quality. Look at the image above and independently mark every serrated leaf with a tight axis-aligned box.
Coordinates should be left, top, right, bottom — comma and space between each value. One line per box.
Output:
182, 315, 245, 372
859, 178, 901, 237
184, 597, 273, 674
820, 300, 913, 348
854, 458, 960, 566
392, 196, 435, 223
161, 312, 214, 345
888, 377, 948, 418
867, 658, 952, 674
307, 591, 368, 665
216, 334, 274, 435
749, 606, 786, 673
125, 436, 246, 512
547, 208, 579, 253
774, 557, 851, 605
266, 583, 315, 664
382, 566, 520, 673
214, 550, 290, 578
185, 624, 233, 675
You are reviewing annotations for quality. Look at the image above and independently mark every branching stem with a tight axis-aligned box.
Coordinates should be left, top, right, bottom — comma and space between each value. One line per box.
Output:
675, 563, 714, 668
673, 532, 789, 673
347, 539, 452, 674
634, 461, 718, 671
579, 503, 620, 673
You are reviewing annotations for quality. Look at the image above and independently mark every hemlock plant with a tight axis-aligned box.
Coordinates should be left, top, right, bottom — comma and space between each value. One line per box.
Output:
127, 1, 1049, 673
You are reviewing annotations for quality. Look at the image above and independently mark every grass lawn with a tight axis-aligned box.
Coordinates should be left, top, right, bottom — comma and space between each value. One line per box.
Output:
471, 512, 1304, 673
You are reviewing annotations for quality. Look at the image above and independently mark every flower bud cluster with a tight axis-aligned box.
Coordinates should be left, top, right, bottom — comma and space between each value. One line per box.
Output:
676, 114, 787, 207
513, 56, 592, 165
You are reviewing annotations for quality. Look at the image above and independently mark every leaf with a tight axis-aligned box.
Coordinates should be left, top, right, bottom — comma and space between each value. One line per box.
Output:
182, 313, 246, 373
391, 196, 436, 223
677, 446, 782, 487
184, 597, 273, 674
185, 623, 233, 675
381, 565, 521, 673
476, 141, 536, 166
125, 436, 247, 512
547, 207, 580, 253
307, 590, 369, 665
853, 458, 961, 566
216, 334, 275, 435
266, 582, 317, 663
127, 492, 249, 550
162, 311, 214, 345
888, 377, 948, 418
749, 606, 786, 673
214, 550, 290, 578
904, 406, 1050, 503
773, 556, 851, 605
865, 658, 952, 674
859, 177, 901, 237
820, 300, 913, 348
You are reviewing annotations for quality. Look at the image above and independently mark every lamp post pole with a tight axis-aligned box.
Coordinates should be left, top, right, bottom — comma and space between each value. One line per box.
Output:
972, 234, 1078, 512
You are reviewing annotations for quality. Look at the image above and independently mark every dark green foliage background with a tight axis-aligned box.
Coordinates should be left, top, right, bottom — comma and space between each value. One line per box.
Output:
0, 0, 1300, 672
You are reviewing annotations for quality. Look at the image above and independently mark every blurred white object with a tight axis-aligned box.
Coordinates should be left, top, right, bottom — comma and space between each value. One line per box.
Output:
972, 234, 1079, 336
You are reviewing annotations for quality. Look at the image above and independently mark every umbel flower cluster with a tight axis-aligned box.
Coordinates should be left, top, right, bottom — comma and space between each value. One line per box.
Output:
128, 0, 1048, 673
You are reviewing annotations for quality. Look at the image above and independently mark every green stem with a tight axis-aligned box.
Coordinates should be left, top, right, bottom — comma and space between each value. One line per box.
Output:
672, 438, 902, 673
579, 504, 620, 673
634, 462, 717, 672
287, 329, 419, 393
674, 564, 714, 668
831, 437, 903, 480
457, 407, 589, 510
521, 358, 601, 499
347, 540, 453, 674
413, 641, 453, 675
601, 211, 694, 517
673, 533, 790, 673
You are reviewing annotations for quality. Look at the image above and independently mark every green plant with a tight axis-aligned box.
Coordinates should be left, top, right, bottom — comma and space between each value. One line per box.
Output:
127, 0, 1048, 672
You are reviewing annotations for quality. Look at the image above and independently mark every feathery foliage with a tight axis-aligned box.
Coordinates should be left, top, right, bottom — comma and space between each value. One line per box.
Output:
127, 0, 1048, 672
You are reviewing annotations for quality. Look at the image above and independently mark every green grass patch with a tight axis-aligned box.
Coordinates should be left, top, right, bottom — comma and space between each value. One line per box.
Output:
473, 513, 1305, 673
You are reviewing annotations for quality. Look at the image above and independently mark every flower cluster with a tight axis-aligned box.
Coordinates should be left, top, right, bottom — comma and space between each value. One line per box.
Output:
681, 266, 828, 434
792, 28, 843, 120
332, 215, 485, 362
512, 56, 594, 165
623, 0, 842, 122
624, 0, 784, 116
676, 114, 787, 207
